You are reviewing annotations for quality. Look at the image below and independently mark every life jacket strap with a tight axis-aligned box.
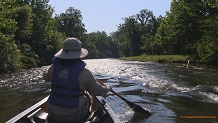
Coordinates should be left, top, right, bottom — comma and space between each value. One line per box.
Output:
52, 84, 84, 91
52, 93, 84, 98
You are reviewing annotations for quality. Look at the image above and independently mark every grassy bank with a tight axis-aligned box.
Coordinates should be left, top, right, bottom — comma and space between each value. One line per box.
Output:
119, 54, 192, 63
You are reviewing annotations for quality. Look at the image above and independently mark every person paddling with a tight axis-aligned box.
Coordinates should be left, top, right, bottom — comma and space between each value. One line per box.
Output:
43, 37, 111, 123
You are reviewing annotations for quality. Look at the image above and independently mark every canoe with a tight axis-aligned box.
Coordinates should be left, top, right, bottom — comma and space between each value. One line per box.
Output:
6, 96, 121, 123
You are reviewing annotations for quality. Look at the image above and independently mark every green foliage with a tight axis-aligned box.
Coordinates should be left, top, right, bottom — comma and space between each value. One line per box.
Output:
0, 0, 22, 74
19, 43, 39, 69
0, 36, 21, 74
1, 0, 218, 74
82, 40, 100, 59
0, 0, 17, 34
154, 0, 218, 64
112, 9, 159, 56
197, 17, 218, 64
123, 16, 142, 56
27, 0, 65, 65
120, 54, 190, 63
84, 31, 119, 58
155, 0, 202, 54
55, 7, 86, 38
111, 26, 132, 57
155, 12, 178, 54
0, 0, 66, 73
13, 5, 33, 45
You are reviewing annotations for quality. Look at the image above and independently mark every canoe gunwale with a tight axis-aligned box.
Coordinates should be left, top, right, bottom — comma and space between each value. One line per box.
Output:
6, 96, 49, 123
98, 96, 122, 123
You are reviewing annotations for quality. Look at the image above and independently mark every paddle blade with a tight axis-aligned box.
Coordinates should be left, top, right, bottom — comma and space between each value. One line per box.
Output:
96, 79, 152, 116
110, 89, 151, 115
126, 100, 151, 116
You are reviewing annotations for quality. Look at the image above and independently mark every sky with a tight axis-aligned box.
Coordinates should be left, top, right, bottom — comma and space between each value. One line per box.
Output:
49, 0, 172, 34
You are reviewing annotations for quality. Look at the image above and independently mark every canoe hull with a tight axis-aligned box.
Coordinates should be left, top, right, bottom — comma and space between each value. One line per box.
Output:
6, 96, 121, 123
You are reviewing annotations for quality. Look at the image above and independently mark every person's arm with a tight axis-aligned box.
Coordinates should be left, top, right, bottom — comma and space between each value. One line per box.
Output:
43, 65, 53, 82
79, 68, 110, 97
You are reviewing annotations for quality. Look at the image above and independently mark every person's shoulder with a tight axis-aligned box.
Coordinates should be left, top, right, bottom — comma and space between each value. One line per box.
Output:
80, 68, 93, 77
79, 68, 95, 84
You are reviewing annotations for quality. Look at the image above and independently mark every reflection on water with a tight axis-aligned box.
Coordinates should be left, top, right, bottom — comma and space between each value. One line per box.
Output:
1, 59, 218, 123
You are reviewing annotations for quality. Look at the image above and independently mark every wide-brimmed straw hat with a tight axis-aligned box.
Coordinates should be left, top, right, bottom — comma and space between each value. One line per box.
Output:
54, 38, 88, 59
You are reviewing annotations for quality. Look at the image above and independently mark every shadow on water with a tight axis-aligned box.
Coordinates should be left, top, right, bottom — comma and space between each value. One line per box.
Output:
0, 87, 49, 122
0, 67, 50, 122
162, 95, 218, 123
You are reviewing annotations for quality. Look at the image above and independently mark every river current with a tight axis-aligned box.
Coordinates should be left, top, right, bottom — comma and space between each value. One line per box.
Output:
0, 59, 218, 123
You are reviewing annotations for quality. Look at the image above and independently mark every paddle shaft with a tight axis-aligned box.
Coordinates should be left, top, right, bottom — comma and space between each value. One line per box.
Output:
96, 79, 151, 115
110, 89, 132, 104
97, 80, 135, 107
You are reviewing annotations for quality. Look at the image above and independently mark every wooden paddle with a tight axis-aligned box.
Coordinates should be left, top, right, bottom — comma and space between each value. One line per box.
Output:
96, 79, 152, 116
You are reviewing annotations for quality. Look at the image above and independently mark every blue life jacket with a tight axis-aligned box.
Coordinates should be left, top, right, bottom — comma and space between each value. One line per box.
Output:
48, 57, 86, 108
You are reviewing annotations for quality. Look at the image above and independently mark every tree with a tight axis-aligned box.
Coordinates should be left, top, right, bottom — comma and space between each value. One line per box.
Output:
111, 24, 132, 57
28, 0, 65, 65
140, 13, 163, 55
0, 0, 21, 73
196, 0, 218, 64
12, 5, 38, 68
154, 12, 177, 54
155, 0, 209, 55
155, 0, 218, 63
82, 39, 99, 59
112, 9, 158, 56
55, 7, 86, 39
197, 16, 218, 64
123, 16, 142, 56
84, 31, 118, 58
13, 5, 33, 46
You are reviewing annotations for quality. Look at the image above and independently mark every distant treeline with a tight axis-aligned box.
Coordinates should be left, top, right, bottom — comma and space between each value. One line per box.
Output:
0, 0, 217, 74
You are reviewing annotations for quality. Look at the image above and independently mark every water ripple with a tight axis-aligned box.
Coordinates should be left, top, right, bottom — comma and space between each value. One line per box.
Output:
1, 59, 218, 123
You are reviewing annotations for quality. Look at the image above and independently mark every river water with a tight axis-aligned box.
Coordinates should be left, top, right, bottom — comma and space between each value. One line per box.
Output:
1, 59, 218, 123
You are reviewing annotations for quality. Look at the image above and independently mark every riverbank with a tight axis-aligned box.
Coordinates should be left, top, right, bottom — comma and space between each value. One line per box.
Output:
119, 55, 218, 71
119, 54, 192, 63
